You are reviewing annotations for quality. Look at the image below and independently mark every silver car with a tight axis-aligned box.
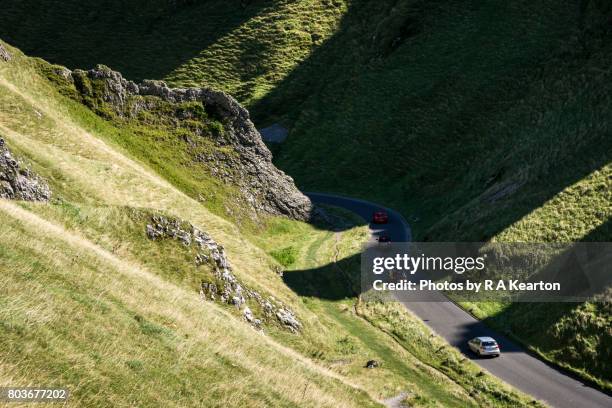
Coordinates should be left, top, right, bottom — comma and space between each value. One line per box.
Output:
468, 336, 501, 357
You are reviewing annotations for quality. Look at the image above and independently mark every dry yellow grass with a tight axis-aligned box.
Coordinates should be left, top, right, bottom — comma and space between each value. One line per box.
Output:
0, 42, 537, 407
0, 44, 380, 407
0, 200, 376, 407
0, 51, 300, 315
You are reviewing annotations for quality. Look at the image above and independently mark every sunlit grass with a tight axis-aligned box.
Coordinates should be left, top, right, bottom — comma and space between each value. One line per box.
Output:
251, 208, 541, 407
0, 40, 538, 406
0, 201, 375, 407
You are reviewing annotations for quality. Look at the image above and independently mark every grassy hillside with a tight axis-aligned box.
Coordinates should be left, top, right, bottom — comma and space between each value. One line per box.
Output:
185, 0, 611, 388
0, 42, 376, 407
0, 0, 347, 108
3, 0, 605, 243
0, 201, 371, 408
0, 0, 610, 395
250, 209, 540, 407
165, 0, 610, 388
0, 42, 541, 406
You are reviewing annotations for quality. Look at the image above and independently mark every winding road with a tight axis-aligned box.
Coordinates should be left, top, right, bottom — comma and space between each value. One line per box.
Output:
307, 192, 612, 408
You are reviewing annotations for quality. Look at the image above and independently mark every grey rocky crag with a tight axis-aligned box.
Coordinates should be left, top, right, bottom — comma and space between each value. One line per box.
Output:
58, 65, 312, 221
146, 214, 302, 333
0, 138, 50, 201
0, 44, 11, 62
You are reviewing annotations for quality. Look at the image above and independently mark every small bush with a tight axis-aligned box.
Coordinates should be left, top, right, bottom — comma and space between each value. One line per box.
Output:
269, 246, 297, 267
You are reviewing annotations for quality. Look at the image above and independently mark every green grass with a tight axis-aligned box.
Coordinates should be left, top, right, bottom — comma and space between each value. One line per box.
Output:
270, 246, 299, 267
357, 299, 542, 407
0, 40, 539, 406
462, 298, 612, 392
0, 201, 381, 408
252, 2, 610, 388
0, 0, 347, 107
168, 0, 612, 387
0, 44, 384, 407
1, 4, 609, 239
1, 0, 611, 395
252, 206, 541, 407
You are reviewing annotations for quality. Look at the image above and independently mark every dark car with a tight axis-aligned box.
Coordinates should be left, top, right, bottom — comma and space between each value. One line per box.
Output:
377, 235, 391, 243
372, 211, 389, 224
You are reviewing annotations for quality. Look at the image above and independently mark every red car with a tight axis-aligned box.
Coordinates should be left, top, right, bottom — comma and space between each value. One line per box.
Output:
372, 211, 389, 224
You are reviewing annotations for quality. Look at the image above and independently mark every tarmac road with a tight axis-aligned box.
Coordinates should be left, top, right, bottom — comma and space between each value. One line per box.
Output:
307, 192, 612, 408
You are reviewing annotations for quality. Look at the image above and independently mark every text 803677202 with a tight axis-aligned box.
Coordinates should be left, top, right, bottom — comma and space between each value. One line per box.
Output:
1, 388, 69, 402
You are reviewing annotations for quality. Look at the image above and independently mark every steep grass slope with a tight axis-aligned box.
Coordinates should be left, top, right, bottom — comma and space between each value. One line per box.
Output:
167, 0, 612, 388
0, 42, 540, 407
0, 0, 609, 394
3, 0, 605, 244
251, 210, 541, 407
0, 43, 376, 407
0, 0, 347, 108
168, 0, 610, 388
0, 201, 367, 408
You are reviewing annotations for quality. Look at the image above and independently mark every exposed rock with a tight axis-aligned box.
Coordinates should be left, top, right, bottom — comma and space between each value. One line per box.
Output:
275, 308, 302, 333
146, 214, 301, 333
0, 138, 50, 201
0, 44, 11, 62
243, 307, 254, 322
243, 306, 262, 327
72, 65, 312, 221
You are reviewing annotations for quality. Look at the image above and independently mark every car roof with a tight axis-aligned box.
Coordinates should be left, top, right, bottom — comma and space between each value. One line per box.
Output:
475, 336, 496, 342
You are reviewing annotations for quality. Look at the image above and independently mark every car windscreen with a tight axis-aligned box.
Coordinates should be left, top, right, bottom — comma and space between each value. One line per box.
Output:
482, 341, 497, 347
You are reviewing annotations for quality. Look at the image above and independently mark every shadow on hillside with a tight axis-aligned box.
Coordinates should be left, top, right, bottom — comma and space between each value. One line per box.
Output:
285, 218, 611, 387
4, 0, 608, 244
283, 253, 361, 301
250, 1, 612, 242
308, 206, 365, 234
580, 217, 612, 242
477, 217, 612, 375
0, 0, 270, 80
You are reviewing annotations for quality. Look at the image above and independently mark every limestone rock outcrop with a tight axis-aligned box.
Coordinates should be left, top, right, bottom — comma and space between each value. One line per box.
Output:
0, 138, 50, 201
66, 65, 312, 221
